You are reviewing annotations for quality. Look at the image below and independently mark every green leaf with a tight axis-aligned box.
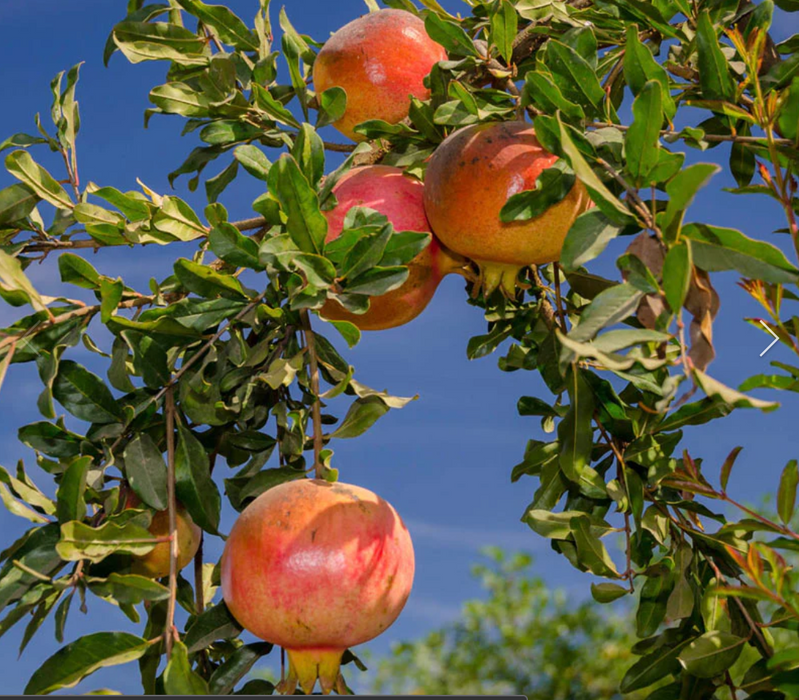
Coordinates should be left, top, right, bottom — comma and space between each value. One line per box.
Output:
18, 422, 82, 459
522, 73, 585, 122
500, 165, 576, 222
558, 370, 595, 485
112, 21, 208, 64
53, 360, 124, 424
662, 242, 692, 313
778, 77, 799, 140
252, 84, 301, 128
778, 460, 798, 525
291, 123, 325, 187
490, 0, 517, 63
234, 145, 272, 180
123, 434, 168, 511
174, 258, 247, 299
553, 115, 633, 225
58, 253, 101, 290
678, 631, 746, 678
570, 283, 643, 342
621, 640, 691, 693
56, 520, 156, 563
682, 223, 799, 283
152, 196, 207, 241
174, 0, 258, 50
624, 26, 676, 119
626, 80, 663, 185
317, 87, 347, 129
545, 41, 605, 115
88, 573, 169, 605
561, 209, 621, 271
24, 632, 152, 695
693, 369, 779, 411
184, 602, 242, 653
591, 582, 629, 603
332, 396, 392, 438
696, 11, 735, 101
345, 266, 409, 296
424, 14, 479, 57
56, 456, 91, 524
206, 160, 239, 203
175, 424, 221, 534
5, 150, 73, 210
0, 250, 50, 315
164, 640, 209, 694
0, 183, 39, 225
209, 642, 273, 695
570, 515, 620, 578
150, 82, 210, 117
661, 163, 720, 242
100, 277, 124, 323
209, 223, 263, 270
268, 154, 327, 254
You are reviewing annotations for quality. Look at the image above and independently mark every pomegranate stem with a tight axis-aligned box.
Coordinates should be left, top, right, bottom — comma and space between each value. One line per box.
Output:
301, 309, 324, 479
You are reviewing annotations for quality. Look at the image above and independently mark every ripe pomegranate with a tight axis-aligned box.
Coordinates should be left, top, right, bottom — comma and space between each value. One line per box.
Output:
221, 479, 415, 695
313, 9, 447, 141
320, 165, 465, 330
123, 491, 201, 579
423, 120, 590, 297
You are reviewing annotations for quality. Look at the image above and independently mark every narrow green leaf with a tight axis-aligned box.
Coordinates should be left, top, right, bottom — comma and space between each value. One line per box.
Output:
56, 520, 156, 563
626, 80, 663, 185
0, 183, 39, 225
174, 0, 258, 50
5, 150, 73, 210
53, 361, 124, 424
662, 242, 691, 313
778, 460, 799, 525
164, 640, 209, 694
24, 632, 151, 694
678, 631, 746, 678
123, 434, 168, 511
696, 11, 735, 101
490, 0, 517, 63
175, 424, 221, 534
55, 456, 91, 524
424, 14, 479, 57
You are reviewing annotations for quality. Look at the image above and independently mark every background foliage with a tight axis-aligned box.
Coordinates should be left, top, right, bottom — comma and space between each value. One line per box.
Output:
3, 0, 799, 697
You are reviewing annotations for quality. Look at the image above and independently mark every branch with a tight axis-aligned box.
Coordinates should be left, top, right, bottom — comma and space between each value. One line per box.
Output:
164, 387, 178, 660
587, 122, 795, 147
300, 309, 324, 479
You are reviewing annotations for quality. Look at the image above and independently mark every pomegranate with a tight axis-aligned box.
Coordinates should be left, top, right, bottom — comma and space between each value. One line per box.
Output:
320, 165, 465, 330
423, 120, 590, 297
221, 479, 415, 695
123, 491, 201, 579
313, 9, 447, 141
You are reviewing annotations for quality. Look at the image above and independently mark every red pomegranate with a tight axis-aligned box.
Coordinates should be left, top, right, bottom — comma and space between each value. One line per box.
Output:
321, 165, 465, 330
221, 479, 415, 695
423, 120, 590, 297
313, 9, 447, 141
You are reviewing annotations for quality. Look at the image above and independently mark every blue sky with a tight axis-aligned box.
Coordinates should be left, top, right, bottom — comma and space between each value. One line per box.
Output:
1, 0, 799, 693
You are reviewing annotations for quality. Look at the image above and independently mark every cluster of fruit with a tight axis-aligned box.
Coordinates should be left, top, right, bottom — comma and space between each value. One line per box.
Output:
128, 9, 591, 696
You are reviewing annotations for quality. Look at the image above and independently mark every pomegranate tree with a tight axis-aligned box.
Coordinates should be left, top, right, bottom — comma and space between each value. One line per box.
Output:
321, 165, 465, 330
221, 479, 415, 695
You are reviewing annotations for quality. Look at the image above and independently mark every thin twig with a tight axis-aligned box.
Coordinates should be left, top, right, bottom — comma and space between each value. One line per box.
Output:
553, 262, 568, 331
596, 158, 660, 235
587, 121, 794, 146
164, 387, 178, 660
300, 309, 323, 479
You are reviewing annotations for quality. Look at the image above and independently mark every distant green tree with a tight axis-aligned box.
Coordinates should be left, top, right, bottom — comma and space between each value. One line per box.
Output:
370, 549, 642, 699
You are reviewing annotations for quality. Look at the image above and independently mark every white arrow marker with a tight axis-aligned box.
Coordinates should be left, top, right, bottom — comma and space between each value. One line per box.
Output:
760, 319, 779, 357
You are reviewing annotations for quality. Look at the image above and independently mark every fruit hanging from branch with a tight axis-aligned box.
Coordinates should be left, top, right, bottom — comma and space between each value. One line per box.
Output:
313, 9, 447, 141
221, 478, 415, 695
423, 121, 591, 297
321, 165, 465, 330
123, 491, 202, 579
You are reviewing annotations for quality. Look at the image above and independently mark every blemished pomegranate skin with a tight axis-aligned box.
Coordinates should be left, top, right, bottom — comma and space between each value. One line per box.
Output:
423, 120, 590, 296
220, 479, 415, 695
313, 9, 447, 141
320, 165, 464, 330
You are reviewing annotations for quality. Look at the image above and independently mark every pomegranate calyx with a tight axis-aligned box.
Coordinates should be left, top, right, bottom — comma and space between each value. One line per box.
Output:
278, 648, 347, 696
475, 261, 531, 298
